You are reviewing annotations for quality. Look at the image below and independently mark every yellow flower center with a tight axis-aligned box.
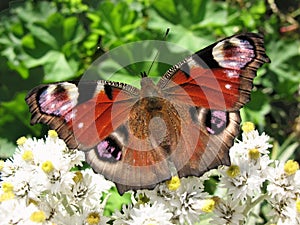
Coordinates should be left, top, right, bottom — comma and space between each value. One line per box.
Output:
2, 182, 14, 193
201, 199, 215, 213
0, 192, 15, 202
296, 199, 300, 213
284, 160, 299, 175
86, 212, 100, 225
242, 122, 255, 133
48, 130, 58, 138
226, 165, 240, 178
30, 211, 46, 223
16, 136, 27, 146
73, 171, 83, 183
42, 161, 54, 173
22, 150, 34, 162
166, 176, 181, 191
142, 220, 158, 225
248, 148, 260, 160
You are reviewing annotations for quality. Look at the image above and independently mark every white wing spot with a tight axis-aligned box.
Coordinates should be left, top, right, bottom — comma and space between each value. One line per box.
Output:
226, 70, 240, 78
225, 84, 232, 90
78, 122, 84, 129
94, 82, 105, 97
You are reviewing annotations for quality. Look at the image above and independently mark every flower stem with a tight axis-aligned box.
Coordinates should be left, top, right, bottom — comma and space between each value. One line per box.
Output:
243, 194, 267, 217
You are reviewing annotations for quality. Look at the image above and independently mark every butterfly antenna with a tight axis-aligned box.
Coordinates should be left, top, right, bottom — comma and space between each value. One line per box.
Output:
146, 28, 170, 76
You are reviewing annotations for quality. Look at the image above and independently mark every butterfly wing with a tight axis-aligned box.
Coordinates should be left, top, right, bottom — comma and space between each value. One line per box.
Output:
158, 33, 270, 110
25, 80, 140, 149
85, 122, 174, 194
173, 110, 241, 178
157, 33, 269, 179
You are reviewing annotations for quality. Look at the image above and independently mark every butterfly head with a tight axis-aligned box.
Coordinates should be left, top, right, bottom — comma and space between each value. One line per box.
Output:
140, 73, 161, 98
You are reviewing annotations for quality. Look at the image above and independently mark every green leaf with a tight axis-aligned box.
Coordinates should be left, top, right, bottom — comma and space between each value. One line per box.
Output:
197, 1, 228, 28
27, 24, 58, 49
63, 17, 78, 41
43, 51, 76, 82
95, 1, 142, 47
0, 92, 37, 142
45, 12, 64, 30
14, 1, 57, 24
103, 187, 131, 216
22, 34, 35, 49
240, 12, 255, 28
271, 134, 299, 161
11, 22, 24, 36
152, 0, 178, 24
153, 0, 209, 25
241, 90, 271, 128
0, 138, 16, 159
7, 60, 29, 79
250, 0, 267, 15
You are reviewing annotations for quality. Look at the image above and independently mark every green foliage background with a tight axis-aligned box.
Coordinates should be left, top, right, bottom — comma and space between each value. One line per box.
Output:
0, 0, 299, 162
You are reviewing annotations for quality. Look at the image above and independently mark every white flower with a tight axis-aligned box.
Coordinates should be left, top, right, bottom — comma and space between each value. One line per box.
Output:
33, 138, 74, 172
220, 128, 273, 202
7, 168, 46, 201
271, 198, 300, 225
136, 176, 209, 225
210, 197, 246, 225
171, 178, 208, 224
69, 169, 114, 209
39, 168, 75, 194
220, 158, 266, 201
267, 160, 300, 201
56, 207, 110, 225
1, 157, 22, 179
0, 131, 112, 225
83, 210, 111, 225
229, 130, 272, 167
62, 147, 85, 167
0, 198, 49, 225
112, 204, 132, 225
118, 202, 174, 225
0, 198, 26, 224
240, 130, 271, 155
266, 160, 300, 223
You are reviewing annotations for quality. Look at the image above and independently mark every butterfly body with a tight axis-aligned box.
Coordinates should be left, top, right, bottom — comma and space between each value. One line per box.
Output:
26, 33, 270, 193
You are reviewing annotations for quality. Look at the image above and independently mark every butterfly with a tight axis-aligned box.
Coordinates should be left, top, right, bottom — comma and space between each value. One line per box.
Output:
26, 33, 270, 194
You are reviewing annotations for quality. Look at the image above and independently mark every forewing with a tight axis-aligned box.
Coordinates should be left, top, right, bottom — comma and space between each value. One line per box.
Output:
158, 33, 270, 111
25, 80, 139, 149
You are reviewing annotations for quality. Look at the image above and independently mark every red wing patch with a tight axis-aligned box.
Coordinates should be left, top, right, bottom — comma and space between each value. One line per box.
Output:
160, 67, 241, 110
71, 85, 138, 150
26, 81, 139, 150
158, 33, 270, 111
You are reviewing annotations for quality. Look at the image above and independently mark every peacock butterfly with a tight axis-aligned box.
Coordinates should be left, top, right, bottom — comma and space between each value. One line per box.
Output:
25, 33, 270, 194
